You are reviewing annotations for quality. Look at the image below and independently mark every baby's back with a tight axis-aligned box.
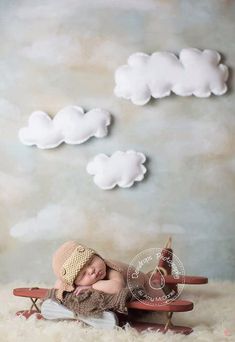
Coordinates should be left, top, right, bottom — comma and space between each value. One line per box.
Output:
107, 259, 147, 288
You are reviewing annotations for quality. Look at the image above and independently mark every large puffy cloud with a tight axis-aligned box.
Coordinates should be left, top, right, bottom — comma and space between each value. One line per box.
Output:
87, 150, 147, 190
114, 48, 229, 105
19, 106, 111, 149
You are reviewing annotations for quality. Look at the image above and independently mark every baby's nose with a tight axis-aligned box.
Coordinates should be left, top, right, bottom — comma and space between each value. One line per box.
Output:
88, 267, 95, 275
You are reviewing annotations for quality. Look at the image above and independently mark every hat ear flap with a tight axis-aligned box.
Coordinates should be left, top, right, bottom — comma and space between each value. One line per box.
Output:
54, 280, 75, 301
64, 283, 75, 292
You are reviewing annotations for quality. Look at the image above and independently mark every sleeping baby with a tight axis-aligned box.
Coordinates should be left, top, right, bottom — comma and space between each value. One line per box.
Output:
52, 240, 166, 302
40, 240, 175, 328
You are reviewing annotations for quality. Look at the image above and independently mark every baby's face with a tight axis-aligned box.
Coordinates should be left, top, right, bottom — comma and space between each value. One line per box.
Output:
74, 255, 106, 286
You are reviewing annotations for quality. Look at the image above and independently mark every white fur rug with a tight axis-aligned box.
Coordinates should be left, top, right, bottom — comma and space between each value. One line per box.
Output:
0, 281, 234, 342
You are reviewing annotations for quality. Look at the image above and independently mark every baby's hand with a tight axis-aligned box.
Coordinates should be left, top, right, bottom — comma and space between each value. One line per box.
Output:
74, 285, 91, 296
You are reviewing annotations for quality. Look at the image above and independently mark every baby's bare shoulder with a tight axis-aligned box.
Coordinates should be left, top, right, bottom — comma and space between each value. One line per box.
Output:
107, 268, 123, 280
106, 268, 126, 288
106, 259, 130, 282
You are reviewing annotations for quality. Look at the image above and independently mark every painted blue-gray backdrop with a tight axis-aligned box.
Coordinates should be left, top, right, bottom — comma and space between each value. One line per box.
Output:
0, 0, 234, 284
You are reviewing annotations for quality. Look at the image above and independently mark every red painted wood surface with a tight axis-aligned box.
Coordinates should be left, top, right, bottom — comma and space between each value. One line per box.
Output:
16, 310, 43, 320
13, 287, 193, 312
155, 275, 208, 284
13, 274, 208, 300
158, 248, 173, 274
127, 299, 193, 312
13, 288, 49, 299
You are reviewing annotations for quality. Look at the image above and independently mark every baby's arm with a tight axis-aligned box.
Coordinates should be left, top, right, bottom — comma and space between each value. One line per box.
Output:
108, 259, 147, 289
91, 269, 125, 294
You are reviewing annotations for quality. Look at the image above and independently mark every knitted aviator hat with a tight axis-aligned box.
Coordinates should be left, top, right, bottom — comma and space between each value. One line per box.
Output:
52, 240, 100, 300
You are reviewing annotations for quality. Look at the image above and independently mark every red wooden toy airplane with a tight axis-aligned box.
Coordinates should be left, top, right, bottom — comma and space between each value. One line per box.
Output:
13, 238, 208, 335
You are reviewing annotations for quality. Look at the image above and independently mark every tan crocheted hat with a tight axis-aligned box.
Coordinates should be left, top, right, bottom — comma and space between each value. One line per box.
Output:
52, 240, 100, 300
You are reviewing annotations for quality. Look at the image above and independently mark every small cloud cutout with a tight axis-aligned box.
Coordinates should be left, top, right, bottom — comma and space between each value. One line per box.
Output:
114, 48, 229, 105
19, 106, 111, 149
86, 150, 147, 190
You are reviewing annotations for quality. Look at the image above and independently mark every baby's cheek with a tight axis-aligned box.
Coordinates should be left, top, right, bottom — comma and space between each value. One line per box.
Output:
74, 274, 83, 285
80, 275, 92, 285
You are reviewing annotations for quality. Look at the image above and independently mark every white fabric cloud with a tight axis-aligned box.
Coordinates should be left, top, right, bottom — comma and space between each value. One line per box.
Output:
114, 48, 229, 105
86, 150, 147, 190
19, 106, 111, 149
